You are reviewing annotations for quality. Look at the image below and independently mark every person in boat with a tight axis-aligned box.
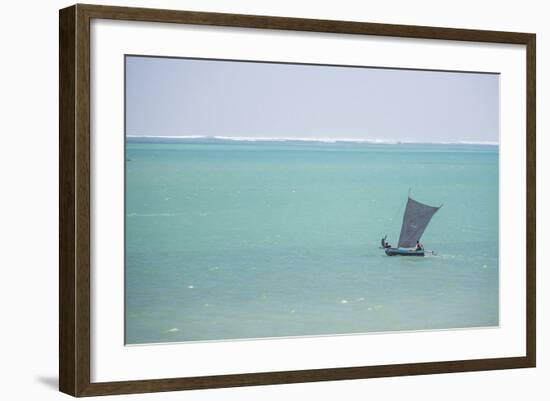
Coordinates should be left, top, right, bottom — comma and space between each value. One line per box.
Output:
416, 241, 423, 251
385, 241, 391, 249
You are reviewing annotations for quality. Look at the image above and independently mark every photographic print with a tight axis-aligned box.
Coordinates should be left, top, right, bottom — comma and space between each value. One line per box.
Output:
124, 55, 499, 345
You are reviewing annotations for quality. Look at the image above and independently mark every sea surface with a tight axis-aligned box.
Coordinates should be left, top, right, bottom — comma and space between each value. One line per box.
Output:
125, 137, 499, 344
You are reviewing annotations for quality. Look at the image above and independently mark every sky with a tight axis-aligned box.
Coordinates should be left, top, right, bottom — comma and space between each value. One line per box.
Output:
125, 55, 499, 143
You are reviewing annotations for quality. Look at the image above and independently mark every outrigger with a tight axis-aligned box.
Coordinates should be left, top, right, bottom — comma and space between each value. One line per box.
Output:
381, 195, 442, 257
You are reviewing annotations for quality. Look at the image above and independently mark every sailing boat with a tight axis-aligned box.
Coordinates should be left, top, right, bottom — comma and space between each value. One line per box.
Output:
382, 195, 441, 257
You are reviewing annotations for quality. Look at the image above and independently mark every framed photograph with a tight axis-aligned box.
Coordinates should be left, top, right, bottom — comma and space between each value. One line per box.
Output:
59, 4, 536, 397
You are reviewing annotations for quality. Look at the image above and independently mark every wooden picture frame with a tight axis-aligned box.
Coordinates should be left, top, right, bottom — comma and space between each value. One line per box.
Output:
59, 3, 536, 397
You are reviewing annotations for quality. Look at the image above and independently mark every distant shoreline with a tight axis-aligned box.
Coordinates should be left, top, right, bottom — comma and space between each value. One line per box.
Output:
126, 135, 499, 146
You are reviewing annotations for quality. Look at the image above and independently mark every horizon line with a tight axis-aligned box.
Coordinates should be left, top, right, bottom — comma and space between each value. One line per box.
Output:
126, 135, 499, 146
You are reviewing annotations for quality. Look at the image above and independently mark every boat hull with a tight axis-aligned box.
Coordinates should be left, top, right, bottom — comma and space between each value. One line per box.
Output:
384, 247, 424, 257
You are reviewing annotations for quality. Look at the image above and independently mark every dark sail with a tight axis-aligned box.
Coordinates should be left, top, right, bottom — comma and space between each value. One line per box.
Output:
397, 197, 440, 248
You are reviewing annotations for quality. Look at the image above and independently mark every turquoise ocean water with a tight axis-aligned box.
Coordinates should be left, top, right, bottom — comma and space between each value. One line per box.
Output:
125, 137, 499, 344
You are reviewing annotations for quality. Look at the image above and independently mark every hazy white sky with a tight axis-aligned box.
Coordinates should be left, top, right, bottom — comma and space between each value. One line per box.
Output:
126, 55, 499, 143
